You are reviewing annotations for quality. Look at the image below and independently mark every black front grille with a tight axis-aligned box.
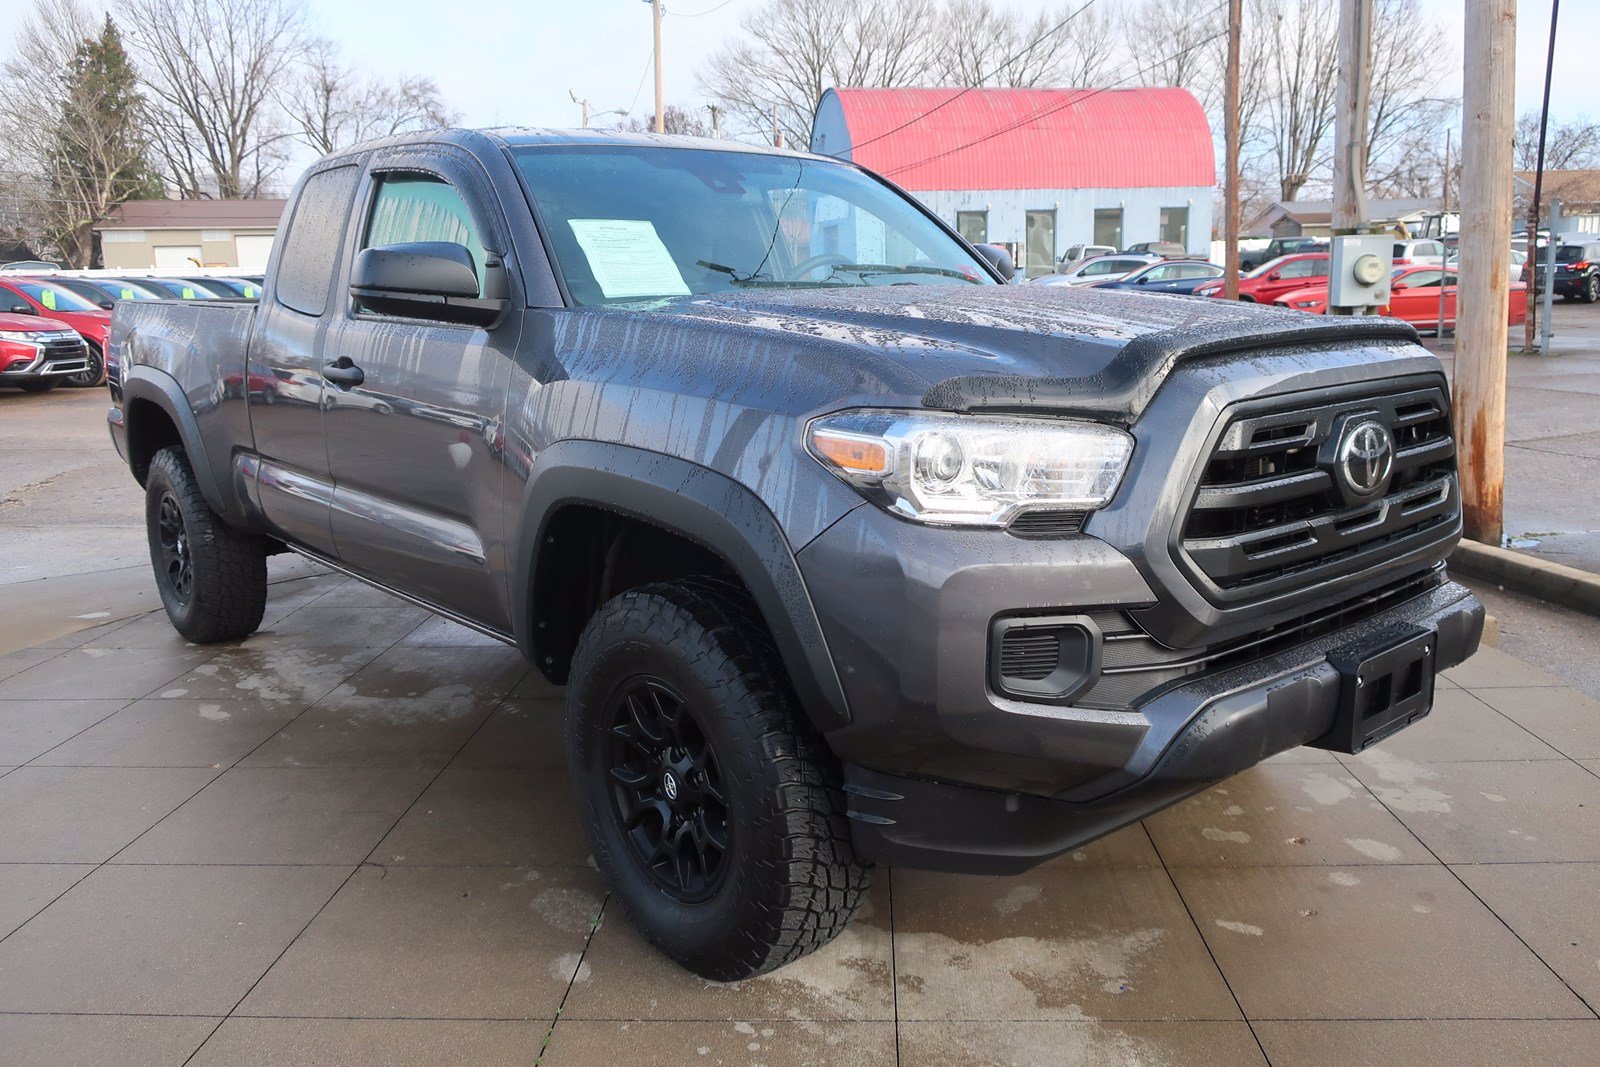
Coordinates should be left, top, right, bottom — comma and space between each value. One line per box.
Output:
1178, 386, 1458, 601
41, 335, 87, 361
1007, 510, 1086, 538
999, 631, 1060, 679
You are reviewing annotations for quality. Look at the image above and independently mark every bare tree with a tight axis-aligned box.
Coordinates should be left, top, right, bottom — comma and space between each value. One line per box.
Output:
699, 0, 943, 146
620, 105, 712, 137
282, 38, 458, 156
0, 1, 163, 266
1258, 0, 1340, 201
124, 0, 307, 198
937, 0, 1116, 89
1514, 112, 1600, 172
1363, 0, 1455, 194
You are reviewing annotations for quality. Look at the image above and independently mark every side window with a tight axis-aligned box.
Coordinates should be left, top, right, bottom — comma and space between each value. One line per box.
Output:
1312, 259, 1330, 277
1407, 271, 1443, 288
1279, 259, 1314, 279
362, 173, 486, 297
275, 165, 360, 317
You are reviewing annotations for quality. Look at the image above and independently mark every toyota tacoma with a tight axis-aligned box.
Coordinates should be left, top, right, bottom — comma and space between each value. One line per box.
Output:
106, 130, 1482, 980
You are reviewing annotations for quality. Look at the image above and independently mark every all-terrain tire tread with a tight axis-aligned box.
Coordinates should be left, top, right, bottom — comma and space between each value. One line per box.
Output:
147, 446, 267, 643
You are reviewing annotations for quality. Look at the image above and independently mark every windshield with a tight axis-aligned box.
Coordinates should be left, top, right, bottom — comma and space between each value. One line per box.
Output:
7, 280, 100, 313
512, 145, 992, 307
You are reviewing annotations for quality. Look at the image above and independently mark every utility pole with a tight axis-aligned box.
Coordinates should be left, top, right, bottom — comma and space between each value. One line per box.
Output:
1329, 0, 1374, 315
706, 103, 722, 139
1456, 0, 1516, 545
569, 90, 590, 129
1522, 0, 1560, 354
1224, 0, 1242, 300
773, 108, 784, 148
1437, 129, 1451, 337
651, 0, 665, 133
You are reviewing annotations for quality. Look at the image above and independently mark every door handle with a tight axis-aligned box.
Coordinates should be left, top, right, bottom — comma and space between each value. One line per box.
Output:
323, 357, 364, 388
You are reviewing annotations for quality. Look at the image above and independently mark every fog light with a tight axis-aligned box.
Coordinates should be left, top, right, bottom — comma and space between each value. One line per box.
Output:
989, 614, 1102, 704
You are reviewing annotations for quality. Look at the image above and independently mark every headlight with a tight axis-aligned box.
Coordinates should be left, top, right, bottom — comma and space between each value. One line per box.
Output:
1293, 300, 1320, 308
807, 409, 1134, 527
0, 331, 43, 345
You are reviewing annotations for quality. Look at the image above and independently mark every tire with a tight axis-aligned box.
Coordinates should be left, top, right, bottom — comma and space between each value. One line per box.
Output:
1584, 276, 1599, 304
567, 578, 869, 981
66, 342, 105, 388
145, 446, 268, 642
17, 379, 60, 393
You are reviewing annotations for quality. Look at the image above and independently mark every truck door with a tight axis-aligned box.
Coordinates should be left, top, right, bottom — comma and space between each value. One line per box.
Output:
246, 162, 362, 554
320, 152, 519, 630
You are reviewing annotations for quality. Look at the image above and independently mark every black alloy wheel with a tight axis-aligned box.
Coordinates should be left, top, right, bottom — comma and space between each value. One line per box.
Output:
67, 343, 104, 387
607, 678, 729, 902
156, 490, 193, 603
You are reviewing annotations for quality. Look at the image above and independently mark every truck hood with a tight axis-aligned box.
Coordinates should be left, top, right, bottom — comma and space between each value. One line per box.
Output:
658, 284, 1421, 421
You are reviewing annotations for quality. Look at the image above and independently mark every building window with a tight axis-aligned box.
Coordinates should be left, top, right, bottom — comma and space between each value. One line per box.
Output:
956, 210, 988, 246
1024, 210, 1056, 277
1094, 208, 1123, 251
1160, 207, 1189, 247
102, 229, 144, 243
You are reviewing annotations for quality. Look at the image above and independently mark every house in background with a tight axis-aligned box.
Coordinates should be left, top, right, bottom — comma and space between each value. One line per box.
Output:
810, 86, 1215, 277
1244, 197, 1442, 239
95, 199, 286, 271
1516, 169, 1600, 234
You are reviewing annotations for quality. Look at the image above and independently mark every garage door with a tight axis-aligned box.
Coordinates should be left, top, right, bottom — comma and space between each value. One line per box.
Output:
235, 235, 276, 272
153, 245, 202, 269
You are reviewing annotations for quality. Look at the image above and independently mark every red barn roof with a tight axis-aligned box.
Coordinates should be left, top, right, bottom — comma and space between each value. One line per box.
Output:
813, 86, 1215, 192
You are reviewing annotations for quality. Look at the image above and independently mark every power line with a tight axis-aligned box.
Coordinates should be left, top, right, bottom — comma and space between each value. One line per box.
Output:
836, 0, 1102, 158
883, 9, 1230, 180
665, 0, 737, 17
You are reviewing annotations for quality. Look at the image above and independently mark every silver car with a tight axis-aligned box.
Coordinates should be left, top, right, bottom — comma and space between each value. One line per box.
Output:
1032, 254, 1160, 287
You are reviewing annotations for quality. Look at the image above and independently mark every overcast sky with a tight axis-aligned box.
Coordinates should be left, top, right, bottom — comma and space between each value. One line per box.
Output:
310, 0, 1584, 132
2, 0, 1588, 144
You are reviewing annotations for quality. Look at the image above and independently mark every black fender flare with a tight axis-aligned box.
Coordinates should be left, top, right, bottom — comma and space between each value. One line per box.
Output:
512, 440, 852, 732
120, 364, 227, 514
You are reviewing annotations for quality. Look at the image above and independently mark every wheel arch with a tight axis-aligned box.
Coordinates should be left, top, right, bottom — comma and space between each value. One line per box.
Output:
120, 364, 226, 514
513, 441, 852, 732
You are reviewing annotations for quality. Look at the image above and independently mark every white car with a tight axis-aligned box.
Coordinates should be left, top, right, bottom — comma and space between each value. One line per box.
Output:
1032, 254, 1159, 287
1392, 239, 1447, 267
1057, 243, 1116, 269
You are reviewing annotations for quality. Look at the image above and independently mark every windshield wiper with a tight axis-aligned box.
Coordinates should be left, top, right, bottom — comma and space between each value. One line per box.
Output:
823, 263, 982, 284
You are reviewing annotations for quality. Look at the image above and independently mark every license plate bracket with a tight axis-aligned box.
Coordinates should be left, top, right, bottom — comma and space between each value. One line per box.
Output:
1313, 625, 1437, 754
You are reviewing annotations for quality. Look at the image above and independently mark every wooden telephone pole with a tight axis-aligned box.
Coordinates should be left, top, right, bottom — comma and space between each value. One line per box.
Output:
1223, 0, 1242, 300
1329, 0, 1373, 315
651, 0, 665, 133
1455, 0, 1517, 544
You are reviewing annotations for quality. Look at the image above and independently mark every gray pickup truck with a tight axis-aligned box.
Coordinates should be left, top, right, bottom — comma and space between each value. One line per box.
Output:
107, 129, 1482, 980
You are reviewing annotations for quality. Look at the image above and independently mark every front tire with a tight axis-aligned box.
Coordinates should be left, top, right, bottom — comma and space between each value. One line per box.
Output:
145, 447, 268, 642
67, 342, 105, 387
567, 579, 869, 981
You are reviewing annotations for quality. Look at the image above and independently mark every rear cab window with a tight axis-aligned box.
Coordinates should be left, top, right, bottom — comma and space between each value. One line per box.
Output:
275, 165, 361, 317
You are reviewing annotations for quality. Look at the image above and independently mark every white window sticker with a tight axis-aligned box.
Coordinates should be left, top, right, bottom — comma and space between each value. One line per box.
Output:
568, 219, 690, 300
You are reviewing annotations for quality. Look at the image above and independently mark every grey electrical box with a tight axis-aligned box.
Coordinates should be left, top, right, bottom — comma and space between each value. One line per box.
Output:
1327, 234, 1393, 309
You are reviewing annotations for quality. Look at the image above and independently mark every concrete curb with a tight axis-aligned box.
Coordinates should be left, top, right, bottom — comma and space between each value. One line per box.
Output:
1450, 539, 1600, 618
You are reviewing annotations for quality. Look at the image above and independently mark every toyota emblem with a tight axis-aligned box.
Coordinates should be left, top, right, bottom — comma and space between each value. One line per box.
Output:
1336, 419, 1395, 498
662, 771, 679, 802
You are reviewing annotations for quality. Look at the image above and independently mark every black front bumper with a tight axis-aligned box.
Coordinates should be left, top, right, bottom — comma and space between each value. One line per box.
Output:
842, 579, 1482, 874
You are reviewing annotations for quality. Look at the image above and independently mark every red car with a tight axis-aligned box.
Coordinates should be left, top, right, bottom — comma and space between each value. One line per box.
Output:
0, 311, 93, 393
1193, 252, 1331, 303
0, 277, 112, 386
1274, 266, 1528, 331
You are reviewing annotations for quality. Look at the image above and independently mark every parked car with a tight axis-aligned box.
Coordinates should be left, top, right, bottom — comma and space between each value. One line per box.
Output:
108, 129, 1481, 982
1193, 252, 1331, 303
180, 276, 262, 300
1085, 260, 1223, 294
1032, 253, 1159, 287
0, 311, 92, 392
1391, 239, 1447, 268
1121, 240, 1188, 258
120, 277, 226, 300
0, 277, 110, 386
50, 276, 167, 310
1239, 236, 1326, 272
1534, 240, 1600, 303
1057, 243, 1115, 268
1273, 266, 1528, 331
1443, 247, 1525, 277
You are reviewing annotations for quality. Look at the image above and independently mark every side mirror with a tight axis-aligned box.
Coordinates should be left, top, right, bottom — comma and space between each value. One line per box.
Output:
9, 303, 36, 315
350, 241, 507, 327
1267, 271, 1281, 281
1391, 282, 1408, 291
974, 243, 1015, 281
1136, 275, 1150, 284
